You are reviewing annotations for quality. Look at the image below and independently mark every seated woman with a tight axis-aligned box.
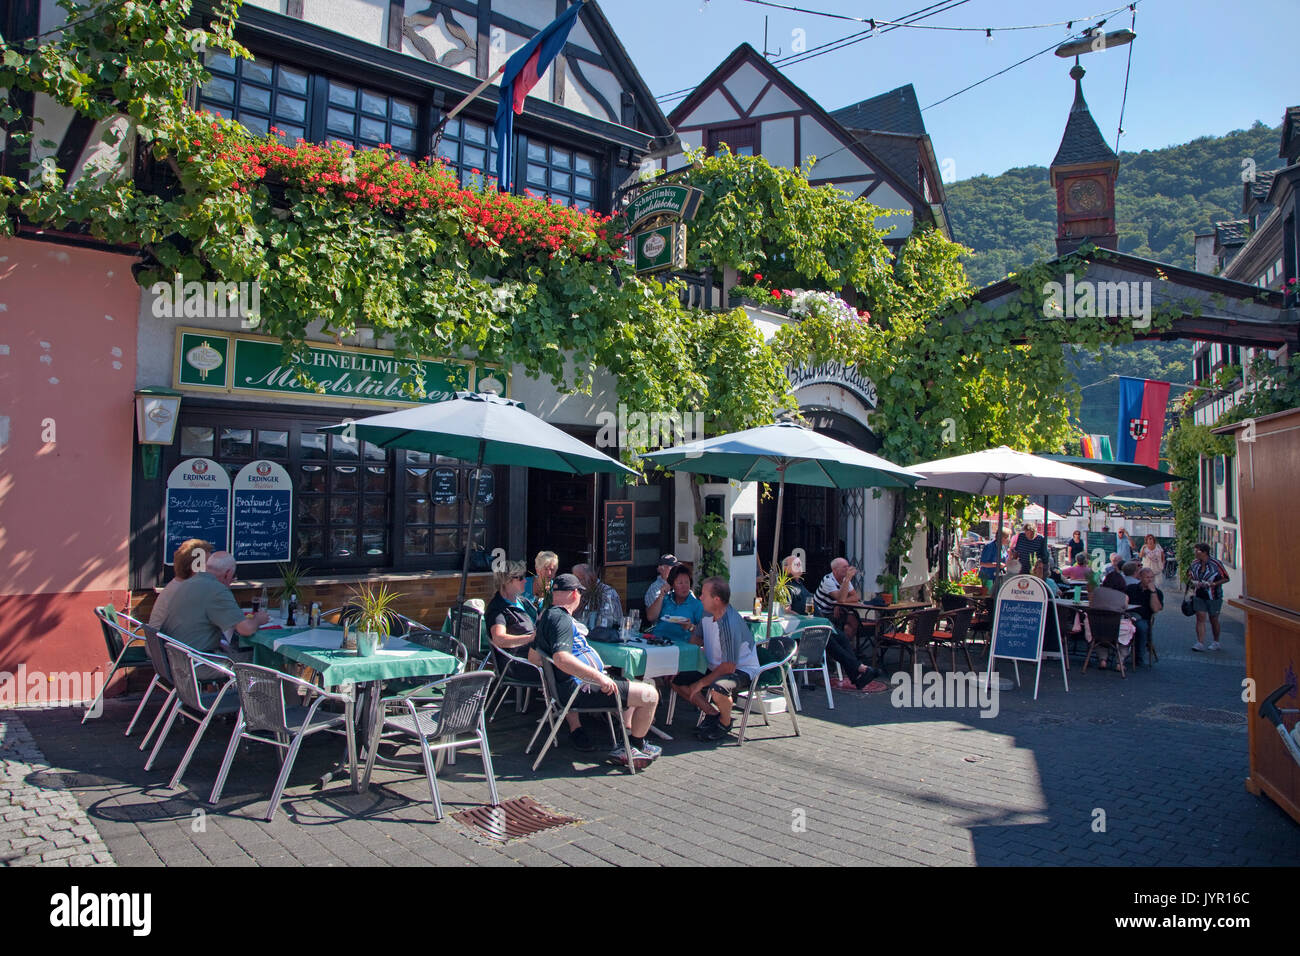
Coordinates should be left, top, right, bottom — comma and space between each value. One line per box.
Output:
782, 554, 814, 614
1125, 566, 1163, 667
649, 564, 704, 642
522, 550, 558, 621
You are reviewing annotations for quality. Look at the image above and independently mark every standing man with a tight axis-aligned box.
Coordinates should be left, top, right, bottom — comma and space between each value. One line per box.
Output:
643, 554, 677, 617
979, 530, 1010, 590
156, 550, 266, 657
532, 574, 660, 767
813, 557, 861, 617
1116, 527, 1134, 563
1013, 521, 1049, 576
573, 563, 622, 628
672, 577, 761, 741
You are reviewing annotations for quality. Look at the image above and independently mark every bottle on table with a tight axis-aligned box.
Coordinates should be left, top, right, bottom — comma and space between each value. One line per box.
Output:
309, 602, 321, 628
286, 593, 297, 627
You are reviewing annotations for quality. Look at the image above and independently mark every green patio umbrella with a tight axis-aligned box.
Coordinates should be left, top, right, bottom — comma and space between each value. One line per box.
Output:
641, 421, 922, 633
1038, 454, 1185, 487
321, 392, 638, 606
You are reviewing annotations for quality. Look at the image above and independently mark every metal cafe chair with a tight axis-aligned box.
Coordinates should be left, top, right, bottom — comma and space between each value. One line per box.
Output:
734, 636, 801, 747
85, 606, 153, 725
786, 625, 838, 710
133, 625, 180, 749
146, 642, 240, 790
209, 663, 358, 822
1081, 608, 1128, 678
360, 671, 499, 819
929, 607, 977, 672
874, 608, 941, 673
531, 653, 638, 774
486, 645, 552, 730
447, 603, 489, 670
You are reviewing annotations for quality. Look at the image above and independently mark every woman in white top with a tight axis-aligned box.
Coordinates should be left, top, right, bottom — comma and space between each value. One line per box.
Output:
1139, 534, 1165, 575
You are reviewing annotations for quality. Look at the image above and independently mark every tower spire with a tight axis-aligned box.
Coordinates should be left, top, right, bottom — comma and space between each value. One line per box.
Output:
1050, 63, 1119, 254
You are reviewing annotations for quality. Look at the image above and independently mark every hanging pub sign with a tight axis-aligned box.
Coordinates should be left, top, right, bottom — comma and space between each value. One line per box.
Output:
621, 182, 702, 276
432, 467, 459, 505
173, 327, 506, 408
231, 460, 293, 563
164, 458, 231, 562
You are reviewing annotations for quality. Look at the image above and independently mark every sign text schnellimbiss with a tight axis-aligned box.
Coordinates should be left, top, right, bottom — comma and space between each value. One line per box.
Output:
173, 327, 503, 408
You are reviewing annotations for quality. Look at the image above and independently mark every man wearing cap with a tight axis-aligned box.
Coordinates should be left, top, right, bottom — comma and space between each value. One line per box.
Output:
643, 554, 676, 618
531, 573, 661, 768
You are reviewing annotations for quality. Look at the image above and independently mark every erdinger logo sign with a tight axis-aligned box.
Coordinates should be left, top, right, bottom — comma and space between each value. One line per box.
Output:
256, 462, 272, 477
191, 460, 208, 475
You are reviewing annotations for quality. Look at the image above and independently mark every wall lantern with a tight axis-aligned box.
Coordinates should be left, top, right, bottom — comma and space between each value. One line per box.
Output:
135, 387, 182, 479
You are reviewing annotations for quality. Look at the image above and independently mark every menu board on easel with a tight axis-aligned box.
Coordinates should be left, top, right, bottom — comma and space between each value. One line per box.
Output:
164, 458, 230, 562
603, 500, 635, 566
231, 460, 293, 563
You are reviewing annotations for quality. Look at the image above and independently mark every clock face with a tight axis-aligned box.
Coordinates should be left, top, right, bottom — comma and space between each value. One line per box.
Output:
1067, 178, 1105, 213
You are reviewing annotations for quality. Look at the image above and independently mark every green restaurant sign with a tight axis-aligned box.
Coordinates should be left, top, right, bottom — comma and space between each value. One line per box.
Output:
622, 183, 703, 232
173, 327, 500, 406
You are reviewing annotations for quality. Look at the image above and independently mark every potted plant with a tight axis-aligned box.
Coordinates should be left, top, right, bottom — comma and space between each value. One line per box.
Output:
876, 573, 900, 605
276, 561, 304, 615
770, 568, 793, 618
693, 513, 729, 580
933, 578, 962, 600
349, 581, 402, 657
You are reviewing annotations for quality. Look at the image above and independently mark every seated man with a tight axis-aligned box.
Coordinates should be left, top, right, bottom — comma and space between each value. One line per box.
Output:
782, 554, 814, 614
1061, 552, 1092, 583
1125, 566, 1163, 667
486, 559, 537, 672
1121, 560, 1141, 588
643, 553, 677, 617
648, 564, 703, 641
824, 609, 883, 691
672, 577, 761, 741
156, 550, 267, 658
813, 557, 861, 617
531, 574, 660, 767
573, 562, 622, 629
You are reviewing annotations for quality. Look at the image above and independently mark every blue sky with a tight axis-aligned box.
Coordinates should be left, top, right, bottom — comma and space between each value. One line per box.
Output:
602, 0, 1295, 180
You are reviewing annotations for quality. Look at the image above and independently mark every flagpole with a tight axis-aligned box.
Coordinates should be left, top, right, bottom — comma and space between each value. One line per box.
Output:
432, 63, 508, 149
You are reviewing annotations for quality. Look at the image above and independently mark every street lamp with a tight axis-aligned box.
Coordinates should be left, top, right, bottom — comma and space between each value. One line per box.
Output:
134, 387, 182, 479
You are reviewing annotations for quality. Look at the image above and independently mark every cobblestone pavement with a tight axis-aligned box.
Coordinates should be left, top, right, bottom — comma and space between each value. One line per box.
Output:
1, 712, 115, 866
4, 606, 1299, 866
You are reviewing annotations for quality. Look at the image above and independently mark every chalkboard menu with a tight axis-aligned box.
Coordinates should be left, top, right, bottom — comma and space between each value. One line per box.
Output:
990, 575, 1049, 662
231, 460, 293, 563
1090, 532, 1118, 562
164, 458, 230, 563
474, 469, 495, 505
604, 500, 635, 566
432, 467, 458, 505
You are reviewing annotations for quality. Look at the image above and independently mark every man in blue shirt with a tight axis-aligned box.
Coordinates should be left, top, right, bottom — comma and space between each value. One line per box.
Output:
649, 564, 704, 641
979, 530, 1009, 588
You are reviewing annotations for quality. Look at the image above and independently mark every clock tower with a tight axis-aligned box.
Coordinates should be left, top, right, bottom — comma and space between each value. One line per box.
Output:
1050, 64, 1119, 255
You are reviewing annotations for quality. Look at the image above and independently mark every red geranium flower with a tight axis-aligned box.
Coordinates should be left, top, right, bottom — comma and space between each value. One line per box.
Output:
771, 289, 782, 299
753, 273, 763, 282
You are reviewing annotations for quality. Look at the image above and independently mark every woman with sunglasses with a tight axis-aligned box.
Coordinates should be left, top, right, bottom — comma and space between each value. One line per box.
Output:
487, 560, 536, 656
523, 550, 559, 621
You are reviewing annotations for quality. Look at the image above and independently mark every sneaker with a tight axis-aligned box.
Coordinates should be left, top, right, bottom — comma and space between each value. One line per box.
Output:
637, 740, 663, 759
702, 719, 733, 741
1209, 641, 1222, 651
569, 726, 596, 752
1191, 642, 1206, 652
607, 746, 652, 769
696, 714, 721, 736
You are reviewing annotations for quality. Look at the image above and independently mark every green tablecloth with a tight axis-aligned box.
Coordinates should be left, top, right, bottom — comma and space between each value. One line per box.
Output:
245, 626, 460, 688
744, 614, 833, 640
589, 638, 706, 678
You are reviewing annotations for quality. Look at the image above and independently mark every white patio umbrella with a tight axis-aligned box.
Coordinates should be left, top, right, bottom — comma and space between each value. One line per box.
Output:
320, 392, 637, 606
640, 421, 922, 632
910, 446, 1142, 554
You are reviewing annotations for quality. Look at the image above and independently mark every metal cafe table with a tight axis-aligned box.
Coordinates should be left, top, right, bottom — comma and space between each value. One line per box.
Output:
243, 624, 462, 790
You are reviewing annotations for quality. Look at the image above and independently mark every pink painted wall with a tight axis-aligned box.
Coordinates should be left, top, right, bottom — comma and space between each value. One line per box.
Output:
0, 236, 141, 683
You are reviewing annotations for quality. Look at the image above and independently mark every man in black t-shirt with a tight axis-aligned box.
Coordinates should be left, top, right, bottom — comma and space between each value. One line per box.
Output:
532, 574, 661, 768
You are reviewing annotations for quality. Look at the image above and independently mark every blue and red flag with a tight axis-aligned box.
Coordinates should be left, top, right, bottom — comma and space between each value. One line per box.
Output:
493, 1, 585, 190
1116, 376, 1172, 468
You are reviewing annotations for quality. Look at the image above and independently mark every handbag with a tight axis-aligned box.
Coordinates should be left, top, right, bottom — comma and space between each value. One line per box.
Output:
1180, 586, 1195, 617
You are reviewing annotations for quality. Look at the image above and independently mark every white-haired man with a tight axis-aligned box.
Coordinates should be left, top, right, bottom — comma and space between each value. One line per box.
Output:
157, 550, 266, 657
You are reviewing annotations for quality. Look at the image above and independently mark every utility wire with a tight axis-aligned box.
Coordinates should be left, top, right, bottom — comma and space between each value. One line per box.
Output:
923, 34, 1071, 111
654, 0, 965, 102
1113, 3, 1137, 152
739, 0, 1132, 32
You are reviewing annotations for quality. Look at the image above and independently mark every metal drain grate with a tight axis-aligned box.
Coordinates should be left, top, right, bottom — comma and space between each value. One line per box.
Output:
1147, 704, 1246, 727
452, 796, 579, 842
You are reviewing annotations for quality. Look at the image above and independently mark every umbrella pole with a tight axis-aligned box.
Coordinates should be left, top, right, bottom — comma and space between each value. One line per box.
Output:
766, 467, 787, 635
457, 443, 485, 609
995, 479, 1006, 572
